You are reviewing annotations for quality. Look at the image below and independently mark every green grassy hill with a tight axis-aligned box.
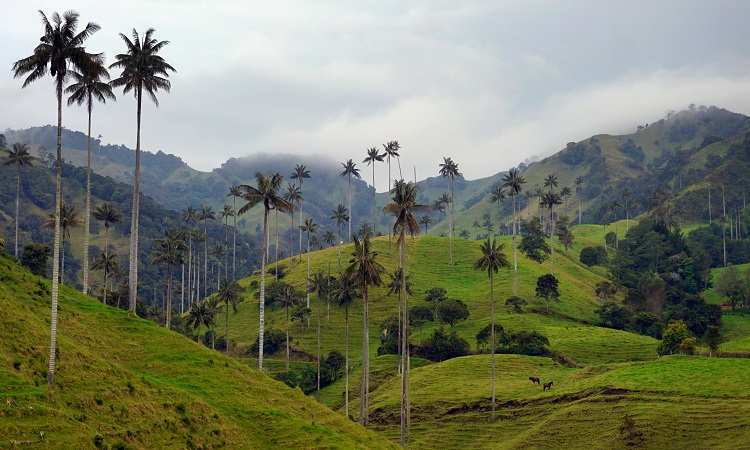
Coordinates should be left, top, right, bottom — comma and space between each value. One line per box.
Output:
0, 248, 395, 449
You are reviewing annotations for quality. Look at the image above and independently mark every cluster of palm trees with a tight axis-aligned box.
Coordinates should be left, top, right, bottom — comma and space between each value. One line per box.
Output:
12, 10, 174, 389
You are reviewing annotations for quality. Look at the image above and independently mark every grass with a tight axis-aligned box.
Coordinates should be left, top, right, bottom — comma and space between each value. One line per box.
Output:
0, 248, 396, 449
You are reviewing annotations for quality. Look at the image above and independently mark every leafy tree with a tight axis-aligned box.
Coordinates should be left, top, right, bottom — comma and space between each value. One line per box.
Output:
437, 299, 470, 326
238, 172, 294, 370
520, 217, 549, 264
65, 55, 115, 295
439, 157, 460, 265
110, 27, 176, 314
556, 216, 574, 256
580, 246, 606, 267
13, 9, 100, 389
417, 327, 470, 362
505, 296, 526, 314
409, 305, 433, 331
500, 331, 550, 356
424, 287, 448, 320
596, 302, 632, 330
632, 312, 663, 339
4, 143, 36, 259
340, 159, 361, 242
535, 274, 559, 312
657, 320, 692, 356
705, 325, 722, 357
595, 281, 618, 302
21, 243, 51, 277
714, 264, 747, 313
473, 237, 510, 420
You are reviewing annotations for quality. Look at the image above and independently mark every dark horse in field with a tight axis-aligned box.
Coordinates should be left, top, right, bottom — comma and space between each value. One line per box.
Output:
543, 381, 553, 391
528, 377, 540, 385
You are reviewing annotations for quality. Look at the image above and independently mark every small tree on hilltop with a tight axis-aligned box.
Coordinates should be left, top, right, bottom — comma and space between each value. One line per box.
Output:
536, 274, 559, 312
520, 217, 549, 264
505, 296, 526, 314
657, 320, 692, 356
437, 299, 470, 326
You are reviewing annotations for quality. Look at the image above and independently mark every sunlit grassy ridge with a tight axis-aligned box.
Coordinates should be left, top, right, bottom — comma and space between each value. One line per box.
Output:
0, 249, 396, 449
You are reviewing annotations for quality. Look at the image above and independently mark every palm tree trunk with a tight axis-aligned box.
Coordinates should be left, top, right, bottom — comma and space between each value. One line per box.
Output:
259, 208, 269, 371
512, 195, 518, 295
285, 303, 290, 372
327, 247, 331, 325
233, 196, 237, 281
449, 177, 454, 265
103, 266, 109, 306
345, 304, 349, 419
400, 233, 407, 446
307, 235, 311, 327
290, 208, 294, 264
360, 286, 368, 425
180, 264, 185, 314
348, 176, 353, 242
204, 220, 208, 298
490, 271, 496, 421
14, 164, 20, 259
388, 158, 392, 254
275, 210, 279, 281
166, 263, 172, 329
128, 86, 143, 314
83, 110, 92, 295
299, 198, 303, 260
48, 83, 64, 390
550, 208, 555, 275
317, 285, 322, 402
372, 164, 377, 235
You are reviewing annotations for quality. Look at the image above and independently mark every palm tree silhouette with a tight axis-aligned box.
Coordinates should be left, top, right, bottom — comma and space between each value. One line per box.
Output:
439, 157, 460, 265
151, 227, 187, 329
502, 168, 526, 295
4, 143, 35, 259
227, 186, 243, 280
238, 172, 294, 371
489, 184, 506, 237
291, 164, 310, 257
13, 9, 100, 389
341, 159, 361, 242
363, 147, 385, 234
109, 27, 175, 314
333, 274, 358, 420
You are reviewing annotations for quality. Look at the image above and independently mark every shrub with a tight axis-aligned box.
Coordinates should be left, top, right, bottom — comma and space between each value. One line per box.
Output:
417, 327, 470, 362
476, 323, 504, 352
250, 329, 288, 355
437, 299, 470, 326
500, 331, 550, 357
505, 296, 526, 314
580, 245, 606, 267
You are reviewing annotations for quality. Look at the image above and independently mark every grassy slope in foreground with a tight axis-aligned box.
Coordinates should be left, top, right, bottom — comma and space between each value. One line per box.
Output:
0, 250, 396, 449
367, 354, 750, 449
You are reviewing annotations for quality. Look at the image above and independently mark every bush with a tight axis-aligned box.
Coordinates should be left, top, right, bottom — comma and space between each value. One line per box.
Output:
409, 305, 434, 330
417, 327, 470, 362
476, 323, 504, 352
505, 296, 526, 314
202, 330, 227, 350
250, 329, 288, 355
21, 243, 51, 277
580, 246, 606, 267
500, 331, 550, 357
633, 312, 663, 339
596, 302, 632, 330
657, 320, 692, 356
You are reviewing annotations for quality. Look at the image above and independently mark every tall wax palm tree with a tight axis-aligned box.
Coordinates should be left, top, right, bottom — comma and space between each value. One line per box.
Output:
540, 191, 563, 275
560, 186, 572, 207
419, 214, 433, 233
489, 184, 506, 236
340, 159, 361, 242
439, 157, 460, 265
186, 299, 214, 344
238, 172, 294, 371
621, 187, 632, 231
92, 202, 124, 255
300, 217, 318, 316
216, 280, 241, 356
151, 227, 187, 329
209, 243, 227, 289
574, 176, 584, 225
227, 186, 242, 280
383, 141, 401, 251
44, 200, 82, 285
191, 228, 206, 303
309, 270, 329, 400
181, 206, 198, 304
609, 200, 622, 249
543, 173, 558, 191
284, 184, 302, 261
363, 147, 385, 234
386, 267, 413, 375
4, 143, 35, 259
344, 234, 385, 426
109, 27, 175, 314
218, 204, 234, 280
274, 286, 299, 371
92, 248, 117, 305
198, 206, 216, 297
13, 9, 100, 390
473, 238, 510, 421
502, 168, 526, 295
66, 56, 115, 295
383, 179, 430, 446
331, 203, 349, 275
323, 229, 336, 324
333, 274, 358, 420
291, 164, 311, 257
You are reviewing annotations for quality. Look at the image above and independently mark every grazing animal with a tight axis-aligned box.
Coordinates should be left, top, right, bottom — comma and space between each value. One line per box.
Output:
543, 381, 553, 391
528, 377, 540, 385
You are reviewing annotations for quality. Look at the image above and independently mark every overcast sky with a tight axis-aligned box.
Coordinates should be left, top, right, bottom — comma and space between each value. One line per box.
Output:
3, 1, 750, 190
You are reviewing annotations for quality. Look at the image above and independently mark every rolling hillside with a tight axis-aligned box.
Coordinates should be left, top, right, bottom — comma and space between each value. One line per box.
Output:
0, 247, 395, 449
